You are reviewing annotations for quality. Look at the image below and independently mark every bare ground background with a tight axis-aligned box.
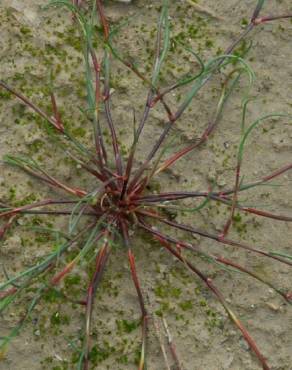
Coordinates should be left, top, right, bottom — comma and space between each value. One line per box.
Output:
0, 1, 292, 369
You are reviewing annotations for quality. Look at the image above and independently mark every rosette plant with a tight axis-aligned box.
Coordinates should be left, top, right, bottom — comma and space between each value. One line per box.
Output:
0, 1, 292, 369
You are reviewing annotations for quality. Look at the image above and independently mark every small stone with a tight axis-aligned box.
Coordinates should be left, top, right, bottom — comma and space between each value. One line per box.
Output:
266, 302, 280, 312
54, 353, 64, 362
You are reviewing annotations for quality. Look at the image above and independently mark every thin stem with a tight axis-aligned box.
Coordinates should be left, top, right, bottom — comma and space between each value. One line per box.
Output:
96, 0, 123, 178
4, 155, 87, 197
2, 209, 98, 216
0, 199, 78, 218
139, 210, 292, 267
128, 248, 148, 370
96, 0, 109, 41
51, 223, 106, 286
152, 234, 271, 370
139, 221, 291, 303
128, 0, 287, 191
121, 0, 170, 195
50, 91, 65, 131
0, 215, 17, 239
0, 81, 62, 132
135, 161, 292, 222
83, 239, 110, 370
253, 14, 292, 25
103, 49, 123, 178
121, 221, 148, 370
152, 316, 171, 370
0, 223, 94, 298
154, 70, 242, 176
162, 317, 182, 370
89, 48, 106, 166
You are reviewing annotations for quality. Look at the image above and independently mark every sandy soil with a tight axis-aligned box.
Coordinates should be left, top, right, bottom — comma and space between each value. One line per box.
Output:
0, 1, 292, 369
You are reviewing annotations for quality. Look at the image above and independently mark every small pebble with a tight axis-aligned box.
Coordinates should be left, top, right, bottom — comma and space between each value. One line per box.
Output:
266, 302, 280, 312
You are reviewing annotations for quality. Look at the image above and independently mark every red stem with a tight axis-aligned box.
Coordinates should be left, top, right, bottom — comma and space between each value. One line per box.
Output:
128, 248, 148, 370
50, 92, 65, 132
96, 0, 109, 41
0, 199, 77, 218
120, 220, 147, 370
253, 14, 292, 25
139, 209, 292, 267
154, 235, 271, 370
83, 241, 110, 370
0, 215, 17, 239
